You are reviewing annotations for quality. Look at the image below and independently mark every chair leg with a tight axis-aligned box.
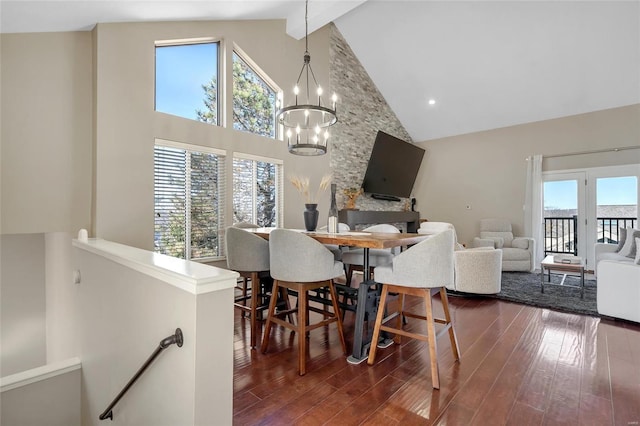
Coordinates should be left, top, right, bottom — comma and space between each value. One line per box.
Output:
367, 285, 390, 366
394, 292, 404, 344
328, 280, 347, 354
424, 289, 440, 389
260, 280, 281, 354
298, 285, 308, 375
345, 265, 353, 287
249, 272, 259, 349
440, 288, 460, 361
241, 277, 248, 317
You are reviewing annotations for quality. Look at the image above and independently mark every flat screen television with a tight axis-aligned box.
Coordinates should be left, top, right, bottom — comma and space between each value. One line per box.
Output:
361, 131, 425, 201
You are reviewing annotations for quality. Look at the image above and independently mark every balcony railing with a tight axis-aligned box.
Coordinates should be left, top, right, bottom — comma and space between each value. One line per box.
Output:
544, 216, 637, 256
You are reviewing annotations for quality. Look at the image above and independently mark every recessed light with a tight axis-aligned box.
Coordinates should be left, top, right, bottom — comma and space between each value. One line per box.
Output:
428, 99, 436, 106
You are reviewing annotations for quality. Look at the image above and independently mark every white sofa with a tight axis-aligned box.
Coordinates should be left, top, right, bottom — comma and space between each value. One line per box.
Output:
595, 243, 640, 323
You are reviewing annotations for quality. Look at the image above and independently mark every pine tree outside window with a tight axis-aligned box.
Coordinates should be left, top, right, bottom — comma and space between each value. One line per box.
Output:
154, 141, 226, 261
155, 41, 219, 124
231, 50, 278, 138
233, 154, 283, 227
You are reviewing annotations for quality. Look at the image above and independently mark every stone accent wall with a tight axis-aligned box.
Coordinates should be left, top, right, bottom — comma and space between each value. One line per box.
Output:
329, 24, 414, 213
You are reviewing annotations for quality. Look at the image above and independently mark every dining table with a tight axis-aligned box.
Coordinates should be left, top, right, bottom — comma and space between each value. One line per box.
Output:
246, 227, 432, 364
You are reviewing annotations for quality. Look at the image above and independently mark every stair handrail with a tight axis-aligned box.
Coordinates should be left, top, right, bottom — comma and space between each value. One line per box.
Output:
99, 328, 184, 421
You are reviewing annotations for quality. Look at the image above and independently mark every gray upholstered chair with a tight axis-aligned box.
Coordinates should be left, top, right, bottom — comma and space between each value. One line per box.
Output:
419, 221, 502, 294
469, 218, 535, 272
229, 222, 261, 317
318, 222, 351, 261
341, 223, 401, 284
368, 229, 460, 389
261, 229, 346, 375
225, 226, 272, 348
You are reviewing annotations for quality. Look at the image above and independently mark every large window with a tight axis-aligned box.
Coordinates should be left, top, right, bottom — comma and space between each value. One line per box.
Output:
155, 41, 219, 124
232, 51, 277, 138
154, 141, 226, 260
233, 154, 282, 227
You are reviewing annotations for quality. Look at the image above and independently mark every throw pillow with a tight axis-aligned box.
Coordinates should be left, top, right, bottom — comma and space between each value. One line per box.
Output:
615, 228, 627, 252
618, 228, 640, 259
486, 237, 504, 248
636, 237, 640, 265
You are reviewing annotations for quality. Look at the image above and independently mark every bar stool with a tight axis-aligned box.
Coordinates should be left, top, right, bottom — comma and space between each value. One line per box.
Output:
225, 226, 271, 348
367, 229, 460, 389
261, 229, 347, 375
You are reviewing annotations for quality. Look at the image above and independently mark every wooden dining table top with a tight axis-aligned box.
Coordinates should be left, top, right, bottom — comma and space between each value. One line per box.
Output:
245, 227, 431, 249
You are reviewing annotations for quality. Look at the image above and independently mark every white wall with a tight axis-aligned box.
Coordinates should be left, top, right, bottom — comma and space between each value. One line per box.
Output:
0, 234, 46, 376
413, 104, 640, 245
45, 232, 79, 363
73, 240, 236, 425
0, 32, 93, 235
1, 366, 81, 426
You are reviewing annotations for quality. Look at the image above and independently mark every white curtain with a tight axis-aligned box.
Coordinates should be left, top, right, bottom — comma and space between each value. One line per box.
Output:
524, 154, 544, 266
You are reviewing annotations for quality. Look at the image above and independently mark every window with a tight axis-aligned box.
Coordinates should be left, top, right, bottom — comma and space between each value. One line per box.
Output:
232, 51, 278, 138
154, 141, 226, 261
232, 154, 283, 227
155, 41, 219, 124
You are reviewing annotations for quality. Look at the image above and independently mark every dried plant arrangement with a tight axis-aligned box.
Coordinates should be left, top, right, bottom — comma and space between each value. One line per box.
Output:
288, 174, 331, 204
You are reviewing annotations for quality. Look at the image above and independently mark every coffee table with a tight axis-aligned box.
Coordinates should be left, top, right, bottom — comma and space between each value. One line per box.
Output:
540, 255, 585, 299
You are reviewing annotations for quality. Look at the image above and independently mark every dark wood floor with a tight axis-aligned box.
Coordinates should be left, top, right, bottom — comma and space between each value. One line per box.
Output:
233, 285, 640, 425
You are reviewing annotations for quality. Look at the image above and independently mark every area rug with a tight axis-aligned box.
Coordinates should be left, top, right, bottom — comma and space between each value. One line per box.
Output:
486, 271, 598, 317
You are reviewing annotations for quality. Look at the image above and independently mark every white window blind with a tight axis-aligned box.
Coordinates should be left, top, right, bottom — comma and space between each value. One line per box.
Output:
232, 153, 283, 227
154, 143, 226, 261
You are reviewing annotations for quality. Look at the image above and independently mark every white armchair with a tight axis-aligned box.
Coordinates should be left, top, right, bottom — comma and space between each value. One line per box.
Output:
470, 218, 535, 272
419, 222, 502, 294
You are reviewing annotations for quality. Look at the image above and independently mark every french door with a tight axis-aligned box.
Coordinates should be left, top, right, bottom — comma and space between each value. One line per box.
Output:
543, 165, 639, 270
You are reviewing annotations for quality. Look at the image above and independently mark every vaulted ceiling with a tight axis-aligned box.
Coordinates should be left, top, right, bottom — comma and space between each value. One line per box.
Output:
2, 0, 638, 142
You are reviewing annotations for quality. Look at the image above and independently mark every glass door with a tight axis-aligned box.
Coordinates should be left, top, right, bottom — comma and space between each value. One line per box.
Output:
587, 169, 638, 267
543, 172, 586, 261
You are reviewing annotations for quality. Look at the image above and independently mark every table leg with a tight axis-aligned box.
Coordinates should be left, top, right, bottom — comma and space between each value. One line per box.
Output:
348, 248, 371, 364
581, 267, 585, 299
540, 266, 545, 293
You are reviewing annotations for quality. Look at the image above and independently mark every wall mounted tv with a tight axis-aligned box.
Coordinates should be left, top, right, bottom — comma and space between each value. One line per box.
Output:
361, 130, 425, 201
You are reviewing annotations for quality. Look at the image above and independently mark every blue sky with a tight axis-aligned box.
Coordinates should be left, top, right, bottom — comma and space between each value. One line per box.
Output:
544, 176, 638, 209
155, 43, 218, 120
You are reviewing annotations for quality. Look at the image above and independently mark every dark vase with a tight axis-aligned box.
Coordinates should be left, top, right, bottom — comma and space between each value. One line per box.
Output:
303, 203, 319, 231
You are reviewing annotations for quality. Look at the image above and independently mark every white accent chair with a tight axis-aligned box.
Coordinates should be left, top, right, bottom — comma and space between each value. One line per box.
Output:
470, 218, 535, 272
368, 229, 461, 389
419, 222, 502, 294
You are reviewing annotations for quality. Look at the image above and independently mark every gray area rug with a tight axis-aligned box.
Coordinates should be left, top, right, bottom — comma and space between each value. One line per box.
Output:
471, 271, 597, 317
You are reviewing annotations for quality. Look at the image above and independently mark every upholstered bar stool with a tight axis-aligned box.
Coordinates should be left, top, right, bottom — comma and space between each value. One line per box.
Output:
261, 229, 347, 375
341, 223, 401, 285
230, 222, 260, 316
368, 229, 460, 389
225, 226, 272, 348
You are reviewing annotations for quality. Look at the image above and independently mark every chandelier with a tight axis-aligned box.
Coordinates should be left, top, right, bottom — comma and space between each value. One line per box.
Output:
276, 0, 338, 156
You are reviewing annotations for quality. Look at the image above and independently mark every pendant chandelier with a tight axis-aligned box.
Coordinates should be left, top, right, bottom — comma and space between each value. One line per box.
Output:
276, 0, 338, 156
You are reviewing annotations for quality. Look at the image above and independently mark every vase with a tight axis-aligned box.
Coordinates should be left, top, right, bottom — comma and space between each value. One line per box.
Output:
303, 203, 319, 231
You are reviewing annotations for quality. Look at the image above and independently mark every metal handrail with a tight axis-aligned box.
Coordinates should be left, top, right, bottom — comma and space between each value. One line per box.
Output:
99, 328, 184, 421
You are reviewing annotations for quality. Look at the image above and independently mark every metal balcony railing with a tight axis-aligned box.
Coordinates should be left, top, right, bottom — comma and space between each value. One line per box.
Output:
544, 216, 637, 256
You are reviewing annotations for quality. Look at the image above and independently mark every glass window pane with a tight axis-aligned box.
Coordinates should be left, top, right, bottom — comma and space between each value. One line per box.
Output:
233, 157, 279, 227
154, 146, 186, 258
232, 52, 276, 138
232, 158, 254, 224
156, 42, 218, 124
190, 152, 222, 258
596, 176, 638, 244
256, 161, 277, 227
